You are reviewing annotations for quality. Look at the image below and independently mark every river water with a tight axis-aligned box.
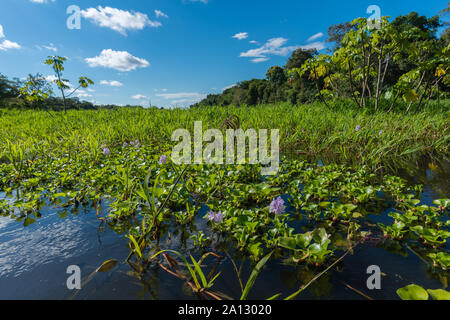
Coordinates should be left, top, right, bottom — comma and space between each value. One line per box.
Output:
0, 159, 448, 300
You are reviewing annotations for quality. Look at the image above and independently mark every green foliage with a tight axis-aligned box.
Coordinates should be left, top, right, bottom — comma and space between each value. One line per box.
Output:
397, 284, 450, 300
194, 12, 449, 111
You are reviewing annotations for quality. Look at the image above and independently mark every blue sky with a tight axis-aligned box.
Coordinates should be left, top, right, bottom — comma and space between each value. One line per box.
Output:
0, 0, 446, 108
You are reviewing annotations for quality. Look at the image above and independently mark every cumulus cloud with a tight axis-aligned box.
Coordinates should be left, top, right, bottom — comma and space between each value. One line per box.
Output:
233, 32, 248, 40
307, 32, 324, 42
81, 6, 162, 36
155, 10, 168, 19
85, 49, 150, 72
100, 80, 123, 87
0, 24, 21, 51
0, 39, 21, 51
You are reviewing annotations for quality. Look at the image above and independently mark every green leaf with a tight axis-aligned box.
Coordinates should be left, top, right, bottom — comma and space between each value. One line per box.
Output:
191, 256, 208, 288
279, 237, 297, 250
240, 251, 273, 300
296, 232, 313, 249
96, 259, 118, 272
427, 289, 450, 300
397, 284, 429, 300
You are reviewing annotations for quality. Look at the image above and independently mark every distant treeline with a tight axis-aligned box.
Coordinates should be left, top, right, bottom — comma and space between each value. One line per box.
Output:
192, 11, 450, 110
0, 74, 146, 111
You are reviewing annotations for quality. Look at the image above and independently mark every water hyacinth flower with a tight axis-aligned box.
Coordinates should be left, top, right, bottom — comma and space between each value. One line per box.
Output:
103, 147, 111, 156
159, 155, 167, 165
207, 211, 224, 223
270, 196, 285, 215
355, 125, 361, 132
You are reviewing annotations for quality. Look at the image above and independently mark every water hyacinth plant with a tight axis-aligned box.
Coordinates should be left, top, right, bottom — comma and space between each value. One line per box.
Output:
270, 196, 286, 215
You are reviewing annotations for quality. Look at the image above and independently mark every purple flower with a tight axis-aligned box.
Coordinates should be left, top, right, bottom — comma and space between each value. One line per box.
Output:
159, 155, 167, 165
355, 125, 361, 132
379, 130, 383, 135
122, 142, 128, 148
103, 147, 111, 156
270, 196, 285, 215
207, 211, 224, 223
134, 139, 140, 148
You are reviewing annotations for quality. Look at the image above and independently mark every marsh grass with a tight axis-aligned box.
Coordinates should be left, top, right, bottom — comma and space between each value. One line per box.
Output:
1, 101, 448, 168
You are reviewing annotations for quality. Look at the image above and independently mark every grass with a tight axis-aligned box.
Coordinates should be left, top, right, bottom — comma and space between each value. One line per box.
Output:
0, 101, 448, 299
0, 101, 448, 168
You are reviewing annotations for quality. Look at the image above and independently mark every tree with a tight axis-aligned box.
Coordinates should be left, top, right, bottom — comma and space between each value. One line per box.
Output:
19, 73, 54, 115
44, 56, 94, 113
285, 48, 316, 70
392, 12, 442, 41
266, 66, 287, 86
326, 22, 354, 50
0, 74, 19, 106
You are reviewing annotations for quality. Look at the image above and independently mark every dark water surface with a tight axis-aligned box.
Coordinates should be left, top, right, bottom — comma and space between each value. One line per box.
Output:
0, 159, 448, 300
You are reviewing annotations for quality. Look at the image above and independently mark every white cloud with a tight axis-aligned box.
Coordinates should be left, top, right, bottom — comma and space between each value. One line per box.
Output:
307, 32, 324, 42
43, 75, 58, 82
77, 93, 93, 98
188, 0, 209, 3
300, 41, 326, 51
156, 92, 206, 100
0, 40, 21, 51
249, 40, 259, 44
240, 37, 325, 62
81, 6, 162, 36
233, 32, 248, 40
155, 10, 168, 19
100, 80, 123, 87
0, 24, 21, 51
251, 58, 269, 63
132, 94, 148, 100
85, 49, 150, 72
222, 84, 236, 91
40, 43, 57, 52
240, 37, 299, 60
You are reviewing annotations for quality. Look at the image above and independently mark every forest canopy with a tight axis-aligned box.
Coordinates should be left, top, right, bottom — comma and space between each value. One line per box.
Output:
192, 11, 450, 112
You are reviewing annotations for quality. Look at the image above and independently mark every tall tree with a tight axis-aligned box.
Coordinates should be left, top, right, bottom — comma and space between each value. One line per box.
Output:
266, 66, 287, 86
285, 48, 316, 70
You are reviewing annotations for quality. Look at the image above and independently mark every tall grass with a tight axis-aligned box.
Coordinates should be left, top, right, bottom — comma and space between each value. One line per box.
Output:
0, 101, 448, 168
